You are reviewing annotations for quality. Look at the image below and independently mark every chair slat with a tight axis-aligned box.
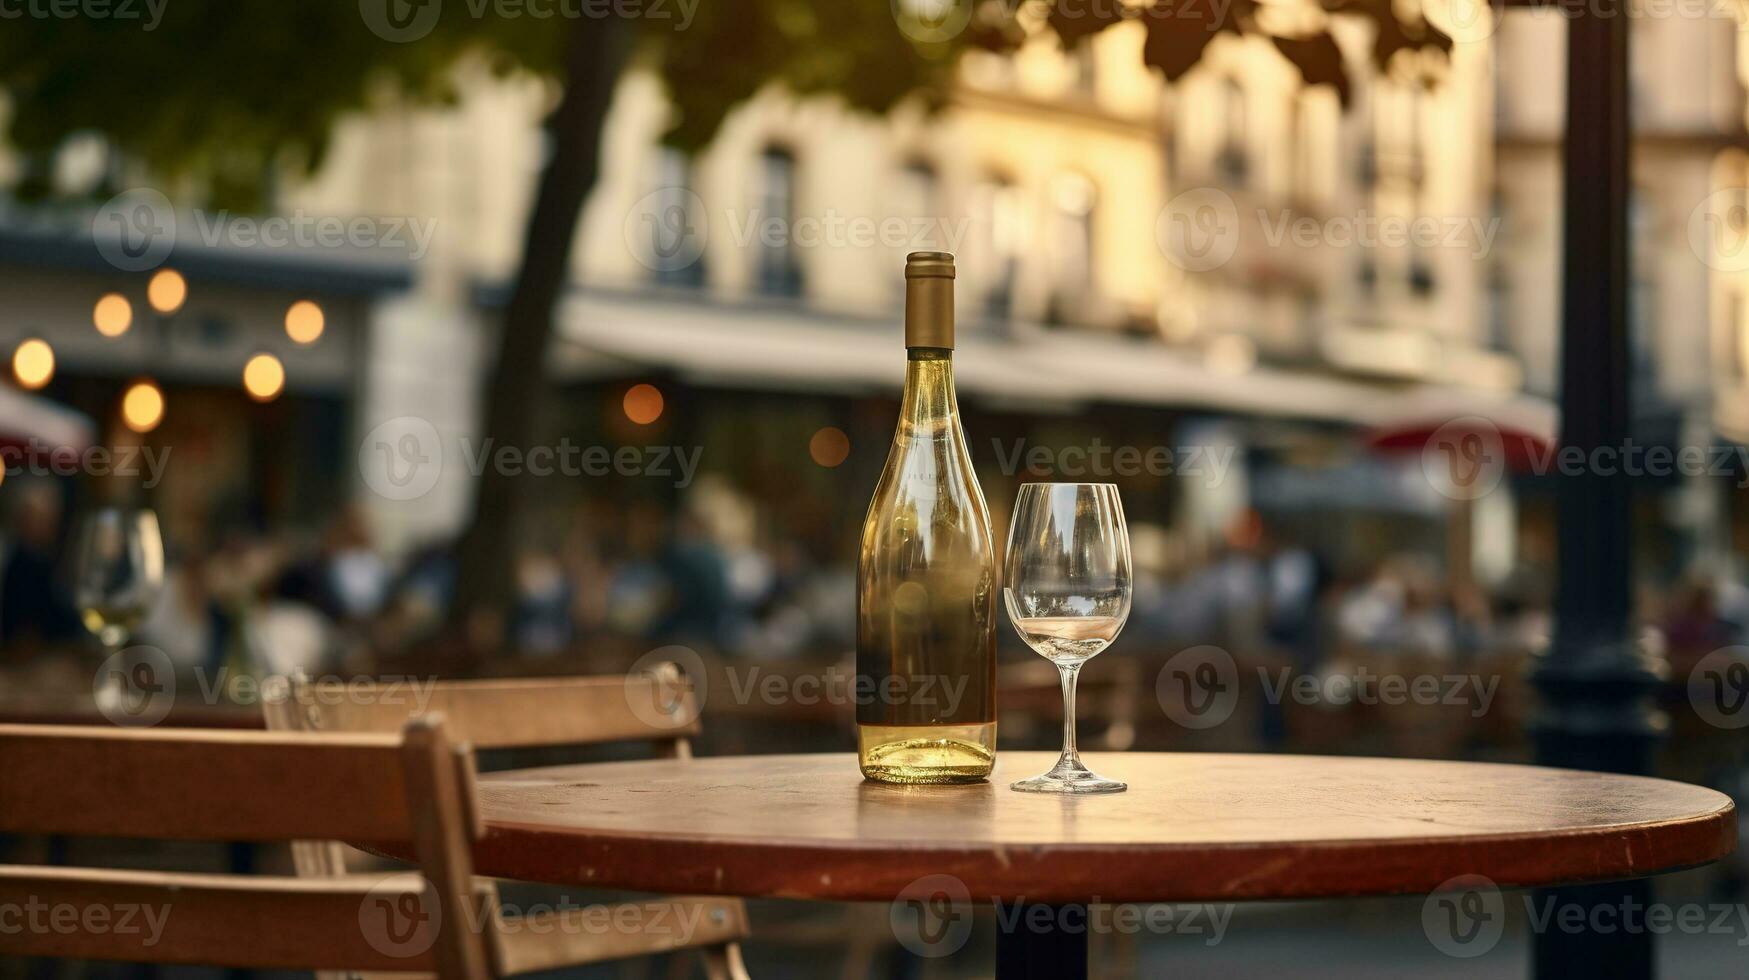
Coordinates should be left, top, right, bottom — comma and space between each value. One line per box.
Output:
0, 866, 441, 972
285, 674, 702, 749
492, 897, 749, 975
0, 725, 423, 842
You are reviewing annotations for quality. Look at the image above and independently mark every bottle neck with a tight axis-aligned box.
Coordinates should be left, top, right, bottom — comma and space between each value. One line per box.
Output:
899, 347, 958, 428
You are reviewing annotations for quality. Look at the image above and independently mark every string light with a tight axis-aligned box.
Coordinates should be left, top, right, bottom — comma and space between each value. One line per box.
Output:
12, 339, 54, 390
623, 384, 664, 425
285, 300, 325, 345
147, 269, 187, 314
809, 427, 850, 467
121, 380, 165, 433
93, 293, 133, 337
242, 353, 286, 402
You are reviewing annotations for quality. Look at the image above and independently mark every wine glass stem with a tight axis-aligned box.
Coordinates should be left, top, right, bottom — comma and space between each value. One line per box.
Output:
1058, 662, 1082, 767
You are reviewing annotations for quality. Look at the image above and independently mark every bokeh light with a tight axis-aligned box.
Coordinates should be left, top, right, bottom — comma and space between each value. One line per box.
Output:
809, 426, 850, 467
285, 299, 325, 345
12, 339, 55, 390
147, 268, 187, 314
93, 292, 133, 337
623, 383, 664, 425
242, 353, 286, 402
121, 380, 165, 433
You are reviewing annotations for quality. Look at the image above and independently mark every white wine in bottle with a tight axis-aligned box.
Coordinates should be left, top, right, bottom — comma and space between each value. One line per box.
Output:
856, 251, 997, 783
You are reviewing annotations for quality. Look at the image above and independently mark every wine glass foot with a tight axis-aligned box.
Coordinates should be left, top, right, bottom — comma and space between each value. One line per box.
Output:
1010, 763, 1126, 795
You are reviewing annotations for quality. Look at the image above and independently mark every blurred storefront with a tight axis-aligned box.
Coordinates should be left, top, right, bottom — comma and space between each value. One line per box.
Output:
0, 221, 412, 549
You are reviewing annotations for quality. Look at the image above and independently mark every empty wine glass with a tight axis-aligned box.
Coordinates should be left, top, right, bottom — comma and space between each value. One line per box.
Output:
1003, 483, 1130, 794
73, 508, 164, 711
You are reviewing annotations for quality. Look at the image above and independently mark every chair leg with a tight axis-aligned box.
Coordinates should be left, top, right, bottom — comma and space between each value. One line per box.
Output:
702, 942, 751, 980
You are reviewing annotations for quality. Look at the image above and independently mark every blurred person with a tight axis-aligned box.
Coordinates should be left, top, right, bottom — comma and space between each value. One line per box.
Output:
0, 480, 82, 654
512, 549, 573, 655
276, 507, 391, 623
1663, 578, 1735, 655
651, 511, 729, 648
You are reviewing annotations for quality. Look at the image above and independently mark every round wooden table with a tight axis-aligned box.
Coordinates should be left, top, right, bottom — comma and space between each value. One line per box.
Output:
454, 752, 1735, 977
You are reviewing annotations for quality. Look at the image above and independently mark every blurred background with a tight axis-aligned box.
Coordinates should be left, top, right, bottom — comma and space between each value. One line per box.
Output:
2, 0, 1749, 975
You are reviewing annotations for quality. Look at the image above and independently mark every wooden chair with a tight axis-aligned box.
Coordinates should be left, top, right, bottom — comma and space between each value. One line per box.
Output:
262, 665, 752, 980
0, 719, 492, 977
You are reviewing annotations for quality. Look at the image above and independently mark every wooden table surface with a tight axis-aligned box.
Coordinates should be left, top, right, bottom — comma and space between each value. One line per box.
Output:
448, 752, 1737, 904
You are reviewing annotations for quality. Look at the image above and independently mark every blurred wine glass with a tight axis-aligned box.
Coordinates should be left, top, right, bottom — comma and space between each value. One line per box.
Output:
73, 508, 164, 709
1004, 483, 1130, 794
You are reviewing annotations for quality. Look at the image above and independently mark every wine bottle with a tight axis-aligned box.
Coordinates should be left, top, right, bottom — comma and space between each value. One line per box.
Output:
856, 251, 997, 783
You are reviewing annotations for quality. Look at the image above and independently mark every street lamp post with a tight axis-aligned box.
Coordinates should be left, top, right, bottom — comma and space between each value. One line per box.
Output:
1524, 0, 1669, 975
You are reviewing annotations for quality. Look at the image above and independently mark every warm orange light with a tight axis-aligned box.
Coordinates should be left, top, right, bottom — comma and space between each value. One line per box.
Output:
242, 354, 286, 402
147, 269, 187, 314
12, 339, 54, 390
623, 384, 664, 425
809, 427, 850, 467
93, 293, 133, 337
121, 381, 165, 433
285, 300, 325, 345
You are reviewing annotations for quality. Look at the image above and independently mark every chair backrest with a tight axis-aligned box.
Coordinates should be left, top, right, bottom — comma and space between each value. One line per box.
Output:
261, 666, 752, 980
266, 663, 702, 757
0, 720, 491, 977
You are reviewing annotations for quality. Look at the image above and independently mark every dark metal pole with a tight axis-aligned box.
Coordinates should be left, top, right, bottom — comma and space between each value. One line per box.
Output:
996, 903, 1089, 980
1528, 0, 1668, 976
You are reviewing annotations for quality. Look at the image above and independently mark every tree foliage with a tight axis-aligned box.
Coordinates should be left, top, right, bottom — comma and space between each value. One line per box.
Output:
0, 0, 1450, 207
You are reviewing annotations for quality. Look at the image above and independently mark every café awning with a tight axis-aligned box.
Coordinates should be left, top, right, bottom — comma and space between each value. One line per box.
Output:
0, 385, 94, 456
554, 289, 1556, 430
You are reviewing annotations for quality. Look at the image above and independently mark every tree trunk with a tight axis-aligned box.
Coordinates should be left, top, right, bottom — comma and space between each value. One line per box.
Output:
450, 17, 632, 640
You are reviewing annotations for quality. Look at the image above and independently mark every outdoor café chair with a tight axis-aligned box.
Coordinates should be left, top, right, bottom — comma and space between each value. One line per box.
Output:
0, 718, 493, 976
262, 665, 753, 980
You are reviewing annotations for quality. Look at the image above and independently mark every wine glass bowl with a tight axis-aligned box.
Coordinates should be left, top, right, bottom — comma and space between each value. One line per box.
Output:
1004, 483, 1130, 794
73, 507, 164, 651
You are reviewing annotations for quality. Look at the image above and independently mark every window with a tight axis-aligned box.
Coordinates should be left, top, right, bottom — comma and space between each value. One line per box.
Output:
650, 147, 705, 288
973, 176, 1024, 322
1073, 42, 1098, 98
1217, 78, 1249, 184
756, 146, 803, 297
1046, 173, 1096, 326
